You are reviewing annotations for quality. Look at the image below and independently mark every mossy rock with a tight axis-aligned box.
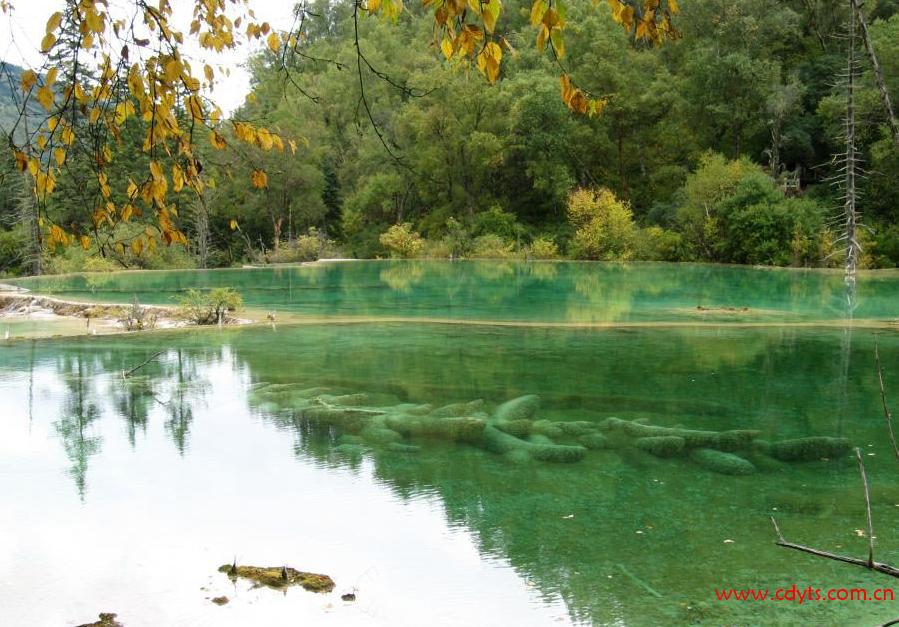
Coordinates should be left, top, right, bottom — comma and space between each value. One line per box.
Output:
300, 406, 375, 433
385, 414, 486, 443
360, 425, 403, 445
634, 436, 685, 458
431, 399, 484, 417
769, 437, 851, 462
390, 403, 434, 415
745, 450, 789, 473
579, 433, 611, 450
554, 421, 599, 437
76, 614, 122, 627
531, 419, 565, 440
494, 395, 540, 422
493, 419, 532, 438
484, 425, 585, 463
218, 564, 335, 592
597, 417, 757, 452
690, 448, 756, 476
715, 430, 762, 452
530, 442, 587, 463
598, 417, 626, 432
318, 393, 371, 406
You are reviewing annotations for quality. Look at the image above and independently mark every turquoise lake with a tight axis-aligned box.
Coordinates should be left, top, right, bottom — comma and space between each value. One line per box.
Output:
2, 261, 899, 626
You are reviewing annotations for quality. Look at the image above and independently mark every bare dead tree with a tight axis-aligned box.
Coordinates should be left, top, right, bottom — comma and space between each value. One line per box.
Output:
828, 7, 865, 281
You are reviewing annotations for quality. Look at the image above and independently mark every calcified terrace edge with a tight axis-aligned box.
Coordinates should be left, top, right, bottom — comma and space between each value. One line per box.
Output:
0, 290, 249, 331
1, 280, 898, 337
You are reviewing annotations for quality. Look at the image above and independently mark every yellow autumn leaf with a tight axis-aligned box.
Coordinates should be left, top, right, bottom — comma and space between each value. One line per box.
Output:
40, 32, 56, 52
36, 86, 54, 110
121, 204, 134, 222
229, 219, 238, 231
251, 169, 268, 189
267, 32, 280, 52
441, 37, 453, 60
172, 165, 184, 192
45, 11, 62, 33
187, 95, 204, 121
483, 0, 501, 33
53, 147, 65, 166
13, 150, 27, 172
20, 69, 37, 92
164, 59, 183, 82
85, 9, 103, 33
80, 235, 91, 250
530, 0, 547, 26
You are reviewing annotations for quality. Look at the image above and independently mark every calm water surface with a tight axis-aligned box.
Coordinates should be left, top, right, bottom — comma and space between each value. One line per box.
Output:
9, 260, 899, 323
2, 262, 899, 626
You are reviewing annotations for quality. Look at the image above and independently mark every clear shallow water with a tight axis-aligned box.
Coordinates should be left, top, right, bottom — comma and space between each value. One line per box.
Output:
8, 260, 899, 323
3, 262, 899, 626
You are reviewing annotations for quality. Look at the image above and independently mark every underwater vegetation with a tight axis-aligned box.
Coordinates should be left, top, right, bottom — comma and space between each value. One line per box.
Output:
248, 385, 852, 475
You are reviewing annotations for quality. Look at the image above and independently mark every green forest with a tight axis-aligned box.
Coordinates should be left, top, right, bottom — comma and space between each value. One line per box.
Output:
2, 0, 898, 275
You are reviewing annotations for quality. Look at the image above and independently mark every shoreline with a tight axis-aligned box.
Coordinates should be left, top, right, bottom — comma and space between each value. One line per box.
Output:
0, 292, 252, 339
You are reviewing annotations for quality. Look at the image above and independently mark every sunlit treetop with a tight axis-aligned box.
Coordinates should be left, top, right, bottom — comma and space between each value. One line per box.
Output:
2, 0, 678, 255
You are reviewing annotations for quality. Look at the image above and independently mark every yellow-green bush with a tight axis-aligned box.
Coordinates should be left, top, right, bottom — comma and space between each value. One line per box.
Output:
379, 223, 424, 258
469, 234, 520, 259
528, 236, 559, 260
567, 188, 636, 261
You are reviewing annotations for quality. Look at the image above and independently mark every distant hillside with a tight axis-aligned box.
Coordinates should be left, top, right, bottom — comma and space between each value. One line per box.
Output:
0, 62, 44, 141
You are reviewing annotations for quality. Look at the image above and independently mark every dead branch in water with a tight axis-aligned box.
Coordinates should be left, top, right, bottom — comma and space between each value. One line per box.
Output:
771, 449, 899, 578
875, 338, 899, 463
122, 350, 165, 379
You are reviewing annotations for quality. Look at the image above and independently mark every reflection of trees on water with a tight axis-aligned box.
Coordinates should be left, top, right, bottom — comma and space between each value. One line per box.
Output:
164, 349, 202, 455
10, 339, 222, 498
55, 351, 102, 500
115, 376, 155, 447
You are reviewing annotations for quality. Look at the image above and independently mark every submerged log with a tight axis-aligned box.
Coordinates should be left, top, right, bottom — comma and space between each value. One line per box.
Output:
769, 437, 852, 462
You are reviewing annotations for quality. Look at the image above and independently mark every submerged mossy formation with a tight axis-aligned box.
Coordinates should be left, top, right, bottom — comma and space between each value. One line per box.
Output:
768, 437, 851, 462
76, 614, 122, 627
248, 384, 852, 474
218, 564, 335, 592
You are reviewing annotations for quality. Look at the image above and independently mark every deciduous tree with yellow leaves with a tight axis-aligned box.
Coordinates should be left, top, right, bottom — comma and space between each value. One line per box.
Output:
1, 0, 677, 260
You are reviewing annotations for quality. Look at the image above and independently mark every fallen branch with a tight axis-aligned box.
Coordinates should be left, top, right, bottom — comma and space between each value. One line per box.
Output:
771, 448, 899, 579
122, 350, 165, 379
875, 338, 899, 463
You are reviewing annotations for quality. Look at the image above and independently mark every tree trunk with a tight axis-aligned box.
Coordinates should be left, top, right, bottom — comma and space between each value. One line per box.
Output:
850, 0, 899, 146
